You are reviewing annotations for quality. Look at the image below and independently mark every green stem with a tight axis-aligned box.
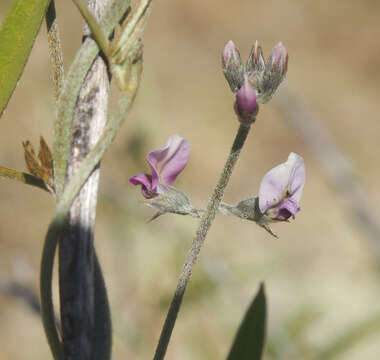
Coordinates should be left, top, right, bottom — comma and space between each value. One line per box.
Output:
72, 0, 110, 57
57, 59, 141, 214
40, 212, 65, 360
53, 0, 131, 198
153, 124, 252, 360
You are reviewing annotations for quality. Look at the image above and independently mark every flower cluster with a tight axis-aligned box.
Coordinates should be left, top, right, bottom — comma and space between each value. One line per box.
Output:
221, 40, 288, 124
129, 40, 303, 235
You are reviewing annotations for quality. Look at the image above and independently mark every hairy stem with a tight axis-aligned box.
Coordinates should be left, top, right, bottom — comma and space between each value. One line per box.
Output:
53, 0, 130, 198
153, 123, 251, 360
45, 0, 64, 102
58, 1, 111, 358
40, 58, 142, 360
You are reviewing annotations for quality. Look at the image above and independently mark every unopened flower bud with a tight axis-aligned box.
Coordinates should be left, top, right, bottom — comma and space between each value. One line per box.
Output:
221, 40, 245, 93
245, 41, 289, 104
258, 42, 288, 103
246, 40, 265, 87
234, 76, 258, 125
268, 42, 288, 76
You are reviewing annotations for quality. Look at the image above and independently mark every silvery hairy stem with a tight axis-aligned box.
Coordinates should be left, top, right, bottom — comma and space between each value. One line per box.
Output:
153, 124, 252, 360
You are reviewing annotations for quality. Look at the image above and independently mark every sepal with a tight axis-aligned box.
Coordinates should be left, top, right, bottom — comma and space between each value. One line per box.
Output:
219, 197, 278, 238
145, 184, 202, 220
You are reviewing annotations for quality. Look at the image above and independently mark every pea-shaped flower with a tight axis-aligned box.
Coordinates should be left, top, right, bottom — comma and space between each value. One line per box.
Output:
129, 135, 190, 199
259, 152, 305, 221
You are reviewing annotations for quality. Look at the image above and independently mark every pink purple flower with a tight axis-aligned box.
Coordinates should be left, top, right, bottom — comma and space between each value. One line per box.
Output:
258, 152, 305, 221
129, 135, 190, 198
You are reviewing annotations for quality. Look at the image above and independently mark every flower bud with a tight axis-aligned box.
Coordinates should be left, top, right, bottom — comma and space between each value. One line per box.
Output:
268, 42, 288, 76
234, 76, 259, 125
221, 40, 245, 93
258, 42, 288, 103
246, 40, 265, 87
245, 41, 289, 104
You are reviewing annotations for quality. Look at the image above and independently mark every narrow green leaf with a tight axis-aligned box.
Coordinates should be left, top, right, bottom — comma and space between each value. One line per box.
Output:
0, 0, 51, 117
227, 283, 267, 360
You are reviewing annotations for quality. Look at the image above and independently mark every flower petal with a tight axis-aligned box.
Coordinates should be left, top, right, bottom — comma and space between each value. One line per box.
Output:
147, 135, 190, 186
235, 76, 258, 118
129, 173, 155, 198
275, 198, 300, 221
288, 152, 306, 204
258, 152, 305, 213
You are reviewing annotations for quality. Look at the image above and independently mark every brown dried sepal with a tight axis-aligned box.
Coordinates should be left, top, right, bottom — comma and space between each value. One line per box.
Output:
22, 137, 55, 193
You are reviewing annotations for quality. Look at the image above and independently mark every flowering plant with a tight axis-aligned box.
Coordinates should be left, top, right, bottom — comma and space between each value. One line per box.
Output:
128, 39, 306, 359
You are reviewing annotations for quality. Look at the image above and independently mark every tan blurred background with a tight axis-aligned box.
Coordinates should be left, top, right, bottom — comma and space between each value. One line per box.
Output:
1, 0, 380, 359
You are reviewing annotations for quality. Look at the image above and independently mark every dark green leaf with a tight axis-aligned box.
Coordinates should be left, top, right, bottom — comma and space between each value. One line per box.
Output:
0, 0, 51, 117
226, 283, 267, 360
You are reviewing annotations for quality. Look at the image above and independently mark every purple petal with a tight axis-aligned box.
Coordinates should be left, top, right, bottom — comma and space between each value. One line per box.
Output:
147, 135, 190, 186
287, 153, 306, 204
129, 173, 155, 199
259, 152, 305, 214
275, 198, 300, 221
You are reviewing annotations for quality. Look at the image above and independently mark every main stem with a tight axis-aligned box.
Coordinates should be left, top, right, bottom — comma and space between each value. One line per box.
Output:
58, 1, 110, 359
153, 123, 251, 360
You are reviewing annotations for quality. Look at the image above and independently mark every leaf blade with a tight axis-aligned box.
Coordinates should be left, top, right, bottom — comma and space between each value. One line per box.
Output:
0, 0, 51, 117
226, 283, 267, 360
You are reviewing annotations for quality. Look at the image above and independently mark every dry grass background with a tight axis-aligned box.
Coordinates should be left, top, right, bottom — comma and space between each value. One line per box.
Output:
1, 0, 380, 359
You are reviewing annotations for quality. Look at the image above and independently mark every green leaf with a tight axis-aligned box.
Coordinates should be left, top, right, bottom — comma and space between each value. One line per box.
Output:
226, 283, 267, 360
0, 0, 51, 117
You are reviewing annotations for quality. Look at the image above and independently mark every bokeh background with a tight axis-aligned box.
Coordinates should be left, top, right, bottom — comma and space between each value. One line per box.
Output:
1, 0, 380, 359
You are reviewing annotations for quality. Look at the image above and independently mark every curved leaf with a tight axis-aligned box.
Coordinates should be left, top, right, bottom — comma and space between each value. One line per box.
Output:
0, 0, 51, 117
226, 283, 267, 360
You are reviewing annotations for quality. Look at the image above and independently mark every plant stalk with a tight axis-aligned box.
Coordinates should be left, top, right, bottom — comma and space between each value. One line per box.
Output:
153, 123, 252, 360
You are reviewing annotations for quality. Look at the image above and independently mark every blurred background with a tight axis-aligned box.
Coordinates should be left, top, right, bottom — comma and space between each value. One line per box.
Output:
1, 0, 380, 359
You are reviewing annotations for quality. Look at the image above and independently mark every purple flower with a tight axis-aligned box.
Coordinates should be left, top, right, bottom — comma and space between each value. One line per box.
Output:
258, 152, 305, 221
129, 135, 190, 198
